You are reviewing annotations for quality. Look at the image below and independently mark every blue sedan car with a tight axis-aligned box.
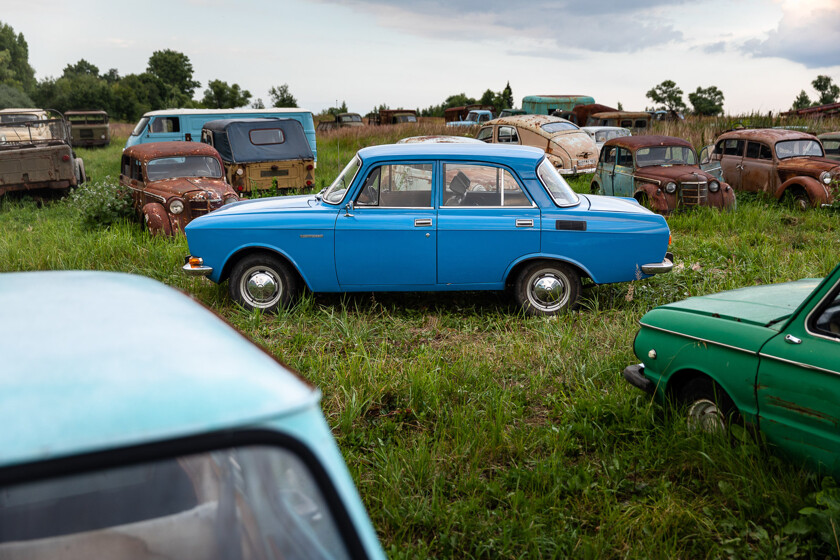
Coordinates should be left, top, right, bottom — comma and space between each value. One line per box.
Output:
184, 144, 673, 315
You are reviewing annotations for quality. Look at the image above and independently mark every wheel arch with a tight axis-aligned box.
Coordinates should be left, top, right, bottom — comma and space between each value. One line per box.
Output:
775, 176, 827, 205
505, 256, 593, 289
220, 246, 307, 290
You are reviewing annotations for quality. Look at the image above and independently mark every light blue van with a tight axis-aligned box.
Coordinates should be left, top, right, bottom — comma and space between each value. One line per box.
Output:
521, 95, 595, 116
126, 108, 318, 161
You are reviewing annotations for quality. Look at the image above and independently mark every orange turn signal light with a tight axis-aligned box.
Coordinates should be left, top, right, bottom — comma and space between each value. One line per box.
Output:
188, 257, 203, 267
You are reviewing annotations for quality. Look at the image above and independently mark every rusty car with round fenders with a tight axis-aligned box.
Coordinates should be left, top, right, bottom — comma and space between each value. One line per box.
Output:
707, 128, 840, 210
120, 141, 239, 236
476, 115, 598, 176
591, 135, 736, 214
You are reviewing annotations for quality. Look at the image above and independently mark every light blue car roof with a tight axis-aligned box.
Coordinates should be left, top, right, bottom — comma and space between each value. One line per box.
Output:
356, 142, 546, 163
0, 271, 318, 469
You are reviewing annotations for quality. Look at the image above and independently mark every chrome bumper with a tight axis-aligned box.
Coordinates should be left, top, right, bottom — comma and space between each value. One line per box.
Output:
182, 255, 213, 277
622, 363, 654, 394
641, 252, 674, 275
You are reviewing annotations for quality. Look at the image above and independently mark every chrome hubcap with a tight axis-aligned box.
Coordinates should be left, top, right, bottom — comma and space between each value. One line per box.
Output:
241, 267, 281, 308
529, 272, 569, 311
687, 398, 725, 432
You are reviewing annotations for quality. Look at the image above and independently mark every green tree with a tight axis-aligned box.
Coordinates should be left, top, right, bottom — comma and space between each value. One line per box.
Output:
0, 21, 36, 94
812, 75, 839, 106
63, 59, 99, 78
0, 83, 34, 108
268, 84, 297, 107
325, 100, 348, 117
500, 81, 513, 110
201, 79, 251, 109
146, 49, 200, 99
251, 98, 265, 109
688, 85, 725, 116
791, 90, 811, 110
645, 80, 686, 112
103, 68, 120, 84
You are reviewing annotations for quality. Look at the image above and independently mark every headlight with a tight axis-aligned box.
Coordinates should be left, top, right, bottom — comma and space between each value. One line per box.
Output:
708, 180, 720, 192
820, 171, 831, 185
169, 199, 185, 214
664, 182, 677, 194
224, 196, 237, 205
236, 168, 244, 176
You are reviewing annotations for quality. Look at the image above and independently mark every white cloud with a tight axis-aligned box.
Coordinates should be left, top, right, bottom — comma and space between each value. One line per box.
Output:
742, 3, 840, 68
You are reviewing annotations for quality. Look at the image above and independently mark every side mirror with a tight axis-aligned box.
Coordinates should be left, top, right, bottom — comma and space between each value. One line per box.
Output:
344, 200, 354, 217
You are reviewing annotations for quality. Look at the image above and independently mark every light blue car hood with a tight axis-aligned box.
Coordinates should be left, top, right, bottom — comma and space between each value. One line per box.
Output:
582, 194, 652, 214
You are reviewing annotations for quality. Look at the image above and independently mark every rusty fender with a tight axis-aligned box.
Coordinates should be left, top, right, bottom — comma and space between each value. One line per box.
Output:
142, 202, 173, 236
775, 176, 830, 205
635, 182, 670, 213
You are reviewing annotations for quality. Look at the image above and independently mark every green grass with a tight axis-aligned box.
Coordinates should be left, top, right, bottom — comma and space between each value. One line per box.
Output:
2, 125, 839, 558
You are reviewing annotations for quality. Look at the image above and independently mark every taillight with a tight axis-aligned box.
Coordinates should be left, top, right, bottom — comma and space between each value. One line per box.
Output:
62, 155, 70, 162
306, 180, 313, 186
306, 164, 314, 170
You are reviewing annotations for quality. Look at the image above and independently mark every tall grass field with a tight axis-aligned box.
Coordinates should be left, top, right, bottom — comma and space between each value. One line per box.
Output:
1, 120, 839, 558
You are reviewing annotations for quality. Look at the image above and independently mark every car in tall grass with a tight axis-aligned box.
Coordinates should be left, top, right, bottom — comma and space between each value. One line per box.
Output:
590, 135, 736, 214
623, 262, 840, 476
818, 131, 840, 162
0, 271, 386, 559
709, 128, 840, 209
120, 141, 239, 235
580, 126, 631, 154
65, 110, 110, 147
183, 143, 673, 316
476, 115, 599, 176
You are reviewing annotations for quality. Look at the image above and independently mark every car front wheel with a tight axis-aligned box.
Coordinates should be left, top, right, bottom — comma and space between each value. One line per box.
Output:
230, 253, 297, 313
680, 377, 737, 432
514, 261, 580, 316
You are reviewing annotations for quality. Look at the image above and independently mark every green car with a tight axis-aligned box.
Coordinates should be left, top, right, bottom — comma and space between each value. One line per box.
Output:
623, 263, 840, 476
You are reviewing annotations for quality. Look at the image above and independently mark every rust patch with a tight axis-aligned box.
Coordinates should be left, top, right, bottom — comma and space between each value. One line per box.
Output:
766, 395, 838, 425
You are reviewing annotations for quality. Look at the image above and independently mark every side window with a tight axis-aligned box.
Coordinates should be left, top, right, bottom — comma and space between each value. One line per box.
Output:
722, 139, 744, 156
746, 142, 762, 159
602, 145, 616, 164
355, 163, 432, 208
634, 119, 647, 129
810, 287, 840, 340
620, 120, 633, 128
476, 127, 493, 143
824, 140, 840, 157
759, 144, 772, 159
616, 147, 633, 167
131, 159, 143, 181
150, 117, 180, 134
498, 126, 519, 144
121, 155, 131, 177
442, 163, 529, 207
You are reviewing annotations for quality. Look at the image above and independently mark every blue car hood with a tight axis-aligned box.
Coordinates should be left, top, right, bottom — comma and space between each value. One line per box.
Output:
209, 194, 318, 216
582, 194, 651, 214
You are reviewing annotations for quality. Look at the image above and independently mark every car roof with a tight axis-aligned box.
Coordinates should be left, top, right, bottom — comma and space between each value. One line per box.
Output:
818, 131, 840, 140
486, 114, 576, 131
581, 126, 630, 133
0, 271, 317, 469
123, 140, 222, 161
717, 128, 817, 143
590, 111, 651, 119
604, 135, 692, 150
356, 142, 545, 163
141, 108, 312, 117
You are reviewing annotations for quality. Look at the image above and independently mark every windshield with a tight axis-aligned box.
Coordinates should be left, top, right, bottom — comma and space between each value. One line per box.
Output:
537, 158, 579, 206
0, 114, 41, 124
635, 145, 697, 167
775, 139, 824, 159
131, 117, 150, 136
323, 155, 361, 204
395, 115, 417, 123
541, 122, 579, 134
339, 114, 361, 123
0, 445, 352, 560
0, 119, 70, 145
146, 156, 222, 181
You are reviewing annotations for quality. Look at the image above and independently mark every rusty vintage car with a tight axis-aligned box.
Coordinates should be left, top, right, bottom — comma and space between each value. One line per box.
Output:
120, 141, 238, 235
586, 111, 652, 133
65, 110, 110, 147
201, 118, 315, 194
366, 109, 418, 125
707, 128, 840, 209
818, 132, 840, 162
315, 112, 364, 132
591, 135, 736, 214
476, 114, 598, 175
0, 108, 85, 198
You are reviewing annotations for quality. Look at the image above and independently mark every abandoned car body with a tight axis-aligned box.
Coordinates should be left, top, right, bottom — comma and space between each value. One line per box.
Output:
315, 112, 364, 132
0, 271, 386, 559
711, 128, 840, 209
0, 108, 85, 198
446, 110, 494, 127
366, 109, 418, 125
623, 262, 840, 477
581, 126, 631, 153
120, 141, 238, 235
591, 135, 736, 214
818, 132, 840, 162
586, 111, 652, 133
183, 144, 673, 316
65, 110, 110, 147
476, 115, 598, 175
201, 119, 315, 194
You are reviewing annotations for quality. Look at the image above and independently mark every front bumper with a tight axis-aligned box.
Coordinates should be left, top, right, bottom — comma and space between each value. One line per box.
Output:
641, 252, 674, 275
622, 363, 654, 394
182, 255, 213, 277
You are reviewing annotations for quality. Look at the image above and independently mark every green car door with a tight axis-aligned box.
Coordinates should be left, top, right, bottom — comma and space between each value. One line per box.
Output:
756, 268, 840, 475
612, 147, 635, 197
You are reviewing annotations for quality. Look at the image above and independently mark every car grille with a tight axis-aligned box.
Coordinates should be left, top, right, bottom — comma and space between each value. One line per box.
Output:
679, 181, 708, 207
189, 199, 223, 217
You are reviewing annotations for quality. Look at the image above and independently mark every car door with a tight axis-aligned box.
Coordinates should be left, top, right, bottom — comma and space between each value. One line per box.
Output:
718, 138, 745, 190
597, 145, 617, 195
437, 163, 539, 285
699, 145, 722, 180
742, 141, 776, 193
334, 162, 437, 287
612, 147, 635, 197
756, 272, 840, 473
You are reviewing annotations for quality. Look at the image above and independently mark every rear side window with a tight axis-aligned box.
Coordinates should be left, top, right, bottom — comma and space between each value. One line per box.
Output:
634, 120, 647, 129
746, 141, 772, 160
721, 139, 744, 156
150, 117, 180, 134
498, 126, 519, 143
442, 163, 530, 207
250, 128, 285, 145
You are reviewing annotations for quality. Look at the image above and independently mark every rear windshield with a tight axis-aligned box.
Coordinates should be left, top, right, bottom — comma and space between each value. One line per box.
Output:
541, 122, 579, 134
250, 128, 285, 145
131, 117, 150, 136
146, 156, 222, 181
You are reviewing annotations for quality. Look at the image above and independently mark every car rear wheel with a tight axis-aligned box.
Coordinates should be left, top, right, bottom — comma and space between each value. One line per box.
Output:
514, 261, 580, 316
680, 377, 737, 432
230, 253, 297, 313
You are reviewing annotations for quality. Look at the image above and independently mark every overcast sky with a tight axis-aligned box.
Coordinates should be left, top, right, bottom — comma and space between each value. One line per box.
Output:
5, 0, 840, 116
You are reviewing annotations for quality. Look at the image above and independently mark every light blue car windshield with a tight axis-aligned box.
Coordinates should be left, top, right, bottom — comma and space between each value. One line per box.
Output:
537, 159, 579, 207
322, 156, 361, 204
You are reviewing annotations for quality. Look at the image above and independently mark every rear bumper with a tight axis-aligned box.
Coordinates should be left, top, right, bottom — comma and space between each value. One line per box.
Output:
622, 363, 654, 394
641, 252, 674, 275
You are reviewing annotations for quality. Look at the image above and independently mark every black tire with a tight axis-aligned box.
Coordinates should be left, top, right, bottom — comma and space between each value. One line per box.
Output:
679, 377, 738, 432
792, 192, 810, 212
229, 253, 297, 313
514, 261, 580, 317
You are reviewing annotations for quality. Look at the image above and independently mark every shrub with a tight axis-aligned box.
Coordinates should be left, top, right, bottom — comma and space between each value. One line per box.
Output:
67, 176, 133, 228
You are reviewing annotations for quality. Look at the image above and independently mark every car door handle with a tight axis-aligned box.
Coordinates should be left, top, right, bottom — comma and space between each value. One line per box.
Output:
784, 334, 802, 344
414, 218, 433, 227
736, 164, 744, 170
516, 219, 534, 228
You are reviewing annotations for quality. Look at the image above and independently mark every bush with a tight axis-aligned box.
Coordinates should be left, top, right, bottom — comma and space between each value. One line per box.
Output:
67, 176, 133, 228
